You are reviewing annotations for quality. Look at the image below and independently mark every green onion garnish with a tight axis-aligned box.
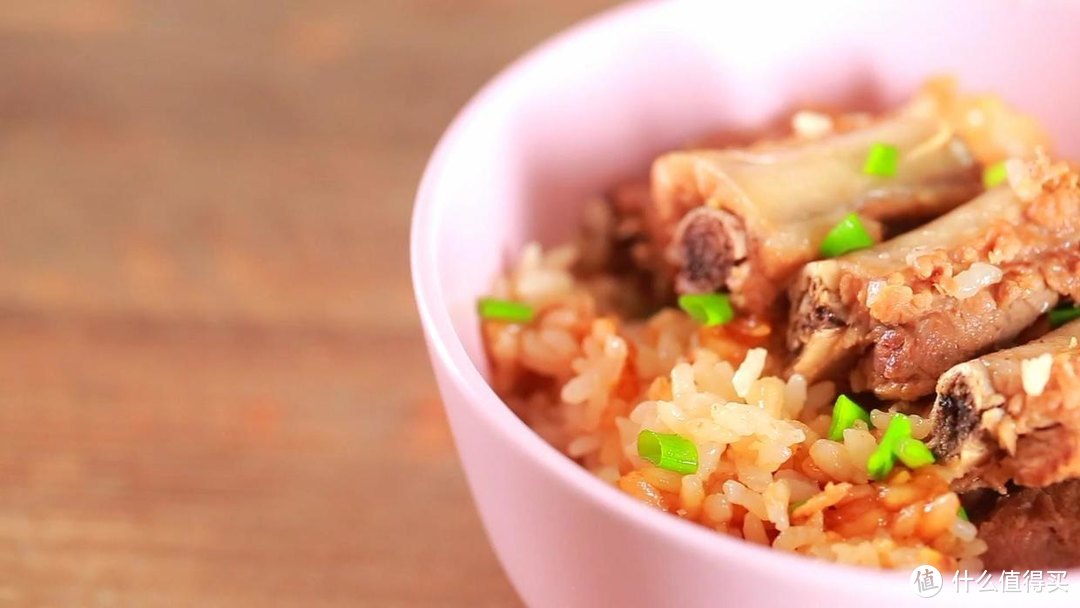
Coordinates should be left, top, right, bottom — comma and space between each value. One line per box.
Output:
866, 446, 894, 481
863, 143, 899, 177
637, 430, 698, 474
982, 161, 1008, 188
477, 297, 535, 323
677, 293, 734, 327
1048, 306, 1080, 328
895, 437, 935, 468
819, 213, 875, 258
957, 506, 970, 522
827, 394, 872, 441
866, 414, 913, 480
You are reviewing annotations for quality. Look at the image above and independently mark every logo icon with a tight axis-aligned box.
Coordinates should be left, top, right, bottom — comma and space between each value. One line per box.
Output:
911, 564, 943, 598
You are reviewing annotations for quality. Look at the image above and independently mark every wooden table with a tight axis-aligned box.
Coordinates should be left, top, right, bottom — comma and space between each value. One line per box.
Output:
0, 2, 617, 605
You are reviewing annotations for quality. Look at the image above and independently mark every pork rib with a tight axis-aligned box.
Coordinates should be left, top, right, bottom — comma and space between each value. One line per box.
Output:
787, 153, 1080, 400
928, 320, 1080, 490
650, 81, 1047, 313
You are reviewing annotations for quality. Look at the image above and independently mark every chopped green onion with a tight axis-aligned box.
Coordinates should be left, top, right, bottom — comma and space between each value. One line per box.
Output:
789, 499, 807, 513
982, 161, 1008, 188
867, 448, 894, 481
827, 394, 872, 441
863, 143, 899, 177
678, 293, 734, 327
1048, 306, 1080, 328
957, 506, 970, 522
895, 437, 936, 468
637, 430, 698, 474
866, 414, 913, 480
819, 212, 875, 258
881, 413, 913, 444
477, 297, 535, 323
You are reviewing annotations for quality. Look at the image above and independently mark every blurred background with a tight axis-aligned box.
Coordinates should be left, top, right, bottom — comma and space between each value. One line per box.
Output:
0, 1, 618, 605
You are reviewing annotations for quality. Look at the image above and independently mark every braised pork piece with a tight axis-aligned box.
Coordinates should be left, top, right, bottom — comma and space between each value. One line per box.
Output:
928, 319, 1080, 491
787, 154, 1080, 400
977, 480, 1080, 570
646, 81, 1046, 314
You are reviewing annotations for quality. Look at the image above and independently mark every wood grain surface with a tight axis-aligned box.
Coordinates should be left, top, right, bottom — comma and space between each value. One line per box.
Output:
0, 2, 618, 606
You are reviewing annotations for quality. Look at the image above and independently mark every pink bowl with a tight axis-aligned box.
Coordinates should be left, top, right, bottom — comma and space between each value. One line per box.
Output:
411, 1, 1080, 606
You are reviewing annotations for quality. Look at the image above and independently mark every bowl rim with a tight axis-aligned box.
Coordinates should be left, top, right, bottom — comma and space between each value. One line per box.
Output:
411, 0, 987, 591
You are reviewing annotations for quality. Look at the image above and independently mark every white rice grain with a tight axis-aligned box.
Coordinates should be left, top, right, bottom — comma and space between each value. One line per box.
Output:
1021, 353, 1053, 396
763, 480, 792, 530
951, 262, 1003, 300
742, 513, 770, 545
657, 400, 690, 430
702, 493, 734, 526
747, 376, 786, 418
783, 373, 808, 417
870, 409, 894, 430
693, 355, 737, 399
842, 428, 878, 478
736, 462, 773, 493
559, 371, 595, 405
773, 524, 824, 551
696, 442, 724, 478
909, 414, 932, 440
566, 434, 601, 458
723, 479, 768, 521
732, 348, 767, 398
792, 111, 833, 138
680, 474, 706, 518
951, 518, 978, 543
774, 472, 820, 503
810, 439, 858, 482
671, 362, 697, 400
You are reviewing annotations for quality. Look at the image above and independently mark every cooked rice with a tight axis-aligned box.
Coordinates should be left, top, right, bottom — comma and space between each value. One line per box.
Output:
947, 261, 1004, 300
482, 242, 984, 571
791, 111, 834, 139
1020, 353, 1053, 396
